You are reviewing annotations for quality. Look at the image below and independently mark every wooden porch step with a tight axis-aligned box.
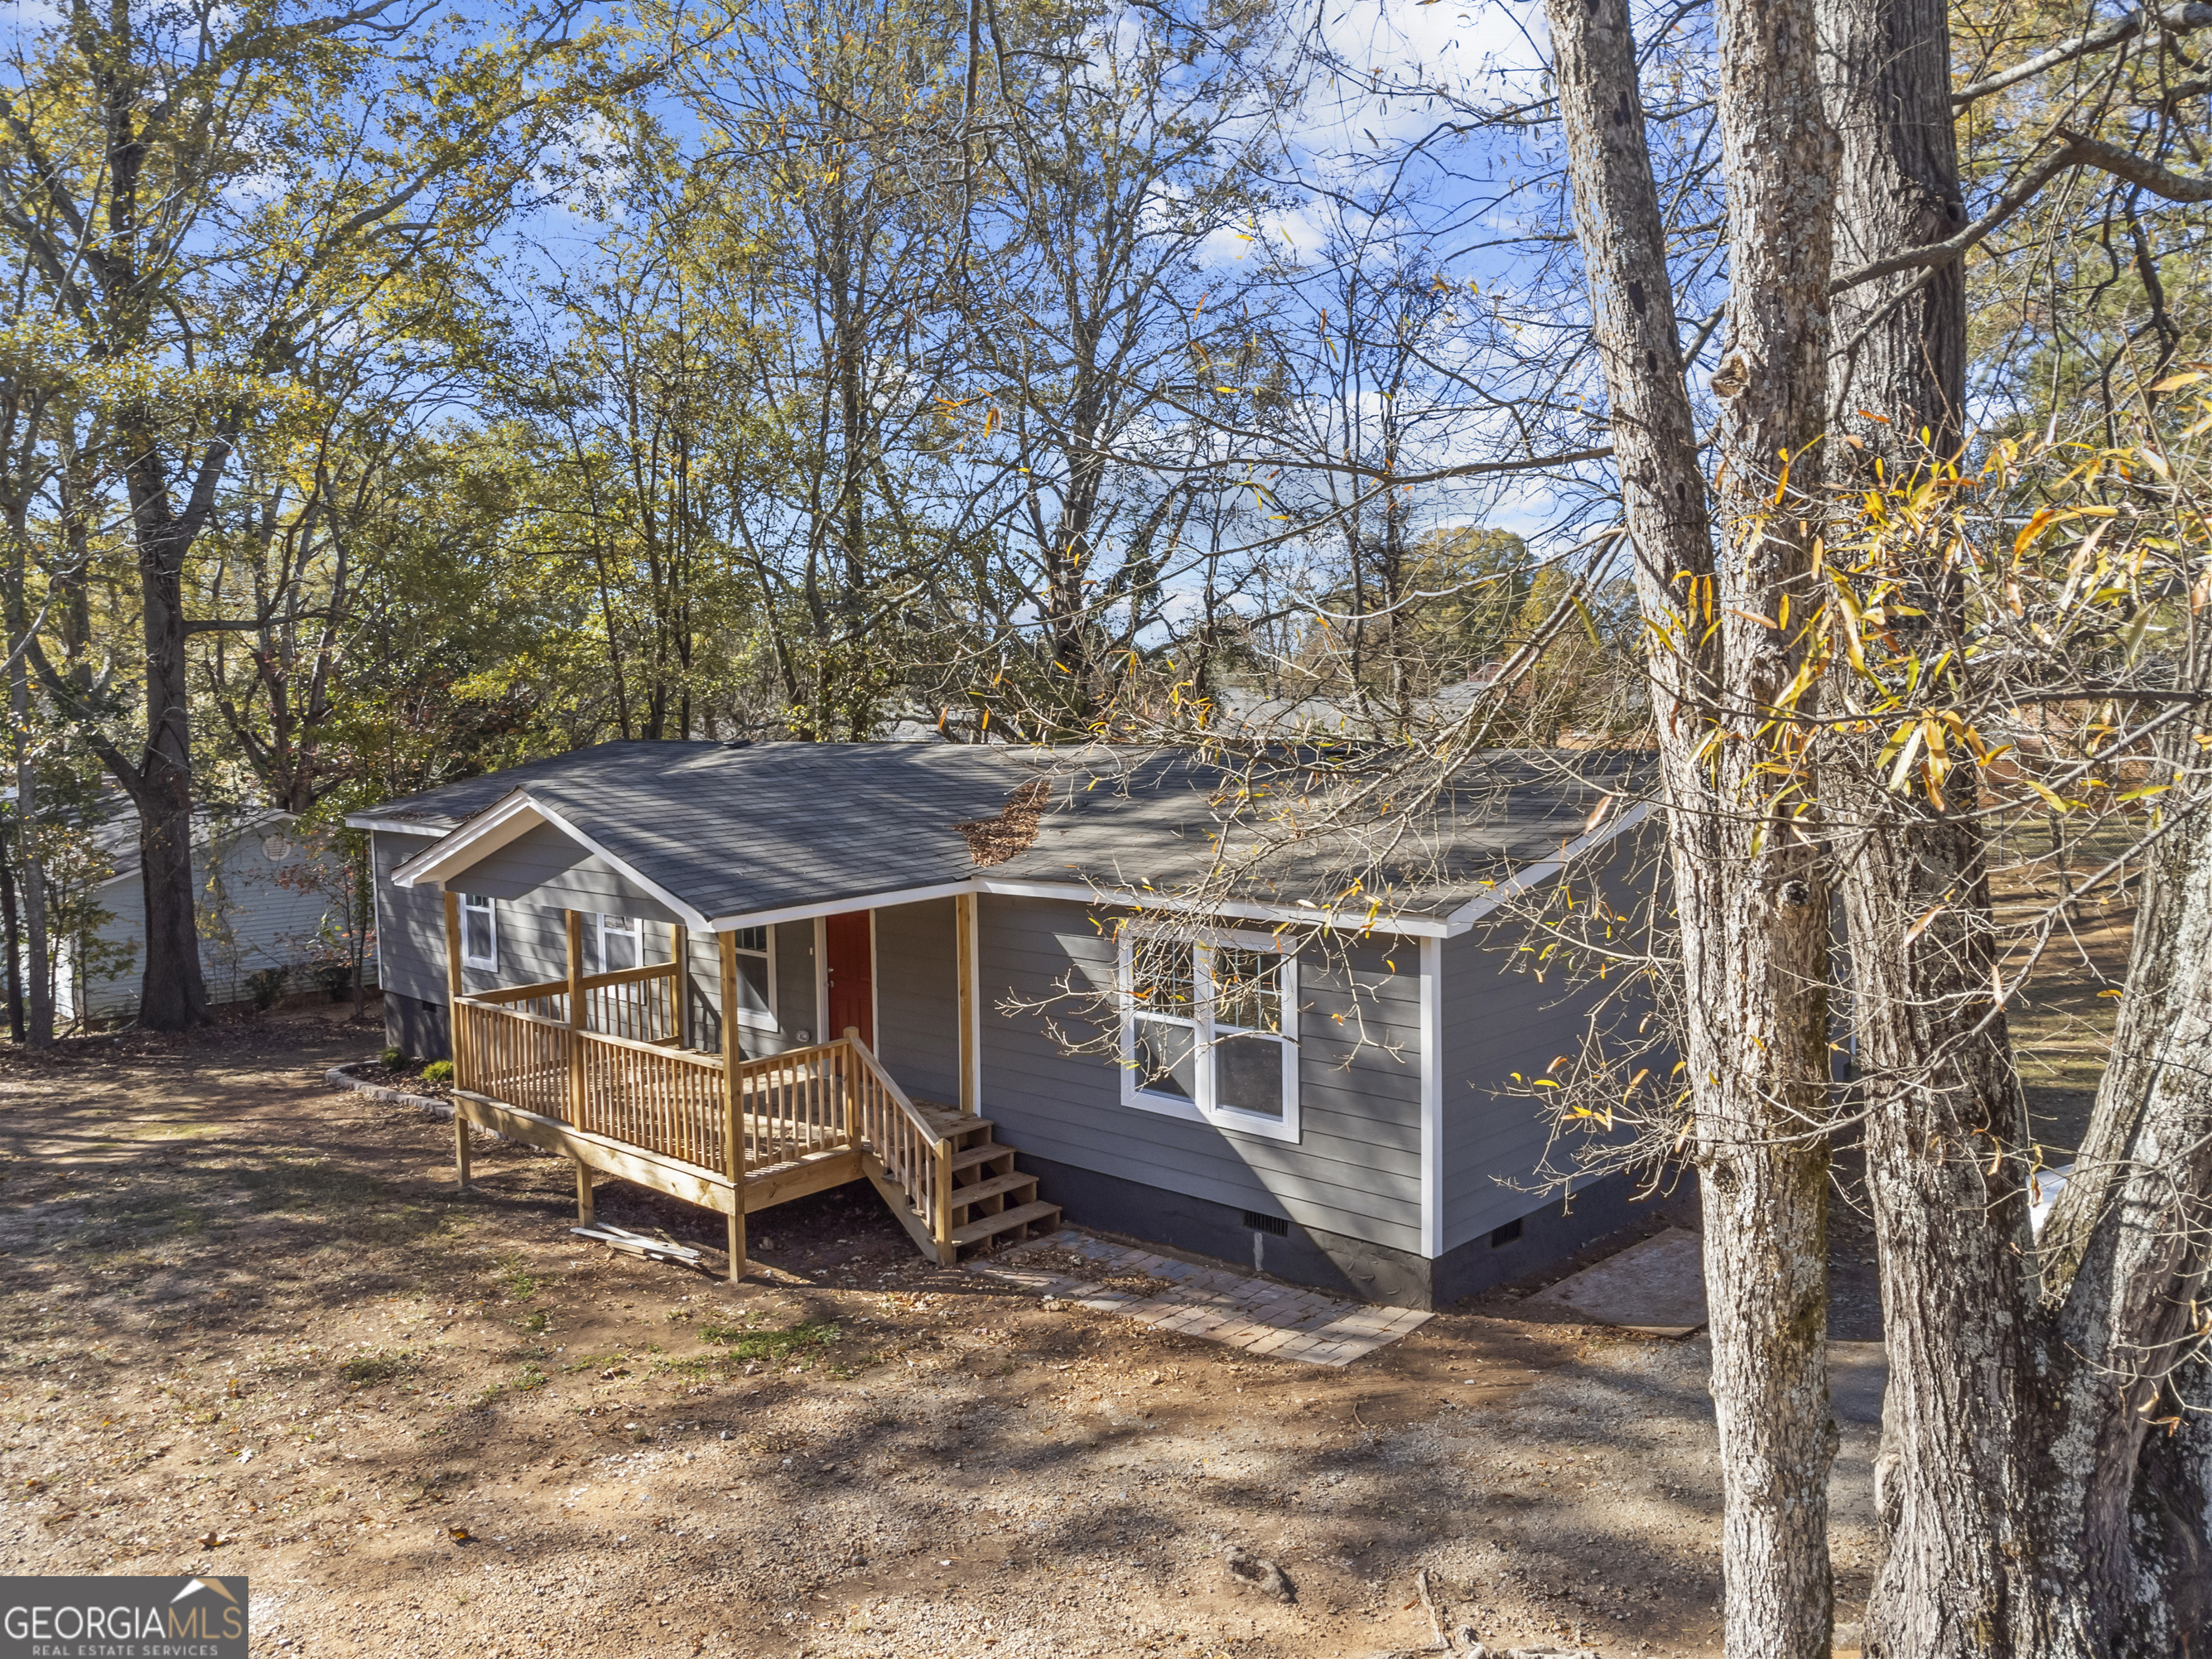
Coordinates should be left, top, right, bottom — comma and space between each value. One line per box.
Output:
947, 1170, 1038, 1210
951, 1141, 1016, 1175
949, 1198, 1062, 1248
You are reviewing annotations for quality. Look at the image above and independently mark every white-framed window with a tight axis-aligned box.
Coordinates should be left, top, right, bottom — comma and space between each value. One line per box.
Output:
595, 914, 642, 973
729, 924, 776, 1030
1119, 925, 1300, 1142
460, 895, 497, 972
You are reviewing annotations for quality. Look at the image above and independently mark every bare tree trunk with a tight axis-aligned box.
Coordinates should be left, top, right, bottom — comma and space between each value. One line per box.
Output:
0, 826, 21, 1044
2034, 764, 2212, 1651
1700, 0, 1843, 1611
1823, 0, 1966, 464
130, 503, 212, 1032
1547, 0, 1838, 1647
10, 620, 51, 1049
1809, 0, 2212, 1642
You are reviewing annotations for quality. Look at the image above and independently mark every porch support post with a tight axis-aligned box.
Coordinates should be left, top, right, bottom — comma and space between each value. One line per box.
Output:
956, 891, 980, 1115
444, 889, 470, 1190
671, 922, 691, 1049
575, 1159, 594, 1223
566, 909, 586, 1126
719, 929, 748, 1281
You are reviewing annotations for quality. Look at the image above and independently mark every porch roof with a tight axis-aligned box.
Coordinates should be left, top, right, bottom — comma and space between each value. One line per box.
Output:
355, 740, 1655, 935
359, 741, 1028, 928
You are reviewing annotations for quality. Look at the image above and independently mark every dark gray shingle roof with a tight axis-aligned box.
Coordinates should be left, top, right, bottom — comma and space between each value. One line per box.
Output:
359, 740, 1651, 924
360, 741, 1026, 921
990, 749, 1650, 919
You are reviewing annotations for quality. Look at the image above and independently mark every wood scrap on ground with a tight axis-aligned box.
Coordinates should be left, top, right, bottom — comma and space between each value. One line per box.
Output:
571, 1223, 706, 1267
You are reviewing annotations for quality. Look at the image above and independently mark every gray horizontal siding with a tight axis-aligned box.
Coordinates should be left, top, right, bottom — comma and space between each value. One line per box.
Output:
377, 832, 453, 1005
975, 894, 1424, 1254
1435, 928, 1593, 1249
1436, 827, 1660, 1251
447, 821, 683, 923
682, 919, 817, 1059
875, 898, 961, 1104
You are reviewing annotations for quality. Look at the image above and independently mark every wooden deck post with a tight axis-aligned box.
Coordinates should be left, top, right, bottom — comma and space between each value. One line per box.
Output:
841, 1026, 861, 1150
565, 909, 586, 1126
671, 922, 691, 1049
719, 930, 747, 1282
443, 888, 465, 1083
933, 1138, 955, 1266
575, 1159, 594, 1223
955, 892, 980, 1115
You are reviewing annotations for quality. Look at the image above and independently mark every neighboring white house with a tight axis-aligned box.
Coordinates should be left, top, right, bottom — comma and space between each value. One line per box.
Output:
55, 808, 378, 1024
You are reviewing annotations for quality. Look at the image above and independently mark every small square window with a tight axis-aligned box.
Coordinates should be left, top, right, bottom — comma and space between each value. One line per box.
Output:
727, 925, 773, 1028
460, 895, 496, 971
596, 914, 641, 973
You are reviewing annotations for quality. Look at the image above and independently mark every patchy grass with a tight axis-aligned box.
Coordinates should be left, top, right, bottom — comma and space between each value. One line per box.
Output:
495, 1253, 537, 1303
696, 1318, 839, 1363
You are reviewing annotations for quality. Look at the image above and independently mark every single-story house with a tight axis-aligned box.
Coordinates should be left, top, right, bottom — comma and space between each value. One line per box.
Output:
57, 808, 373, 1025
346, 740, 1660, 1309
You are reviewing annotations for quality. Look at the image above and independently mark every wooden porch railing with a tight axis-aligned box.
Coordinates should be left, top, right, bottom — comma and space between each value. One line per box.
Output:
838, 1034, 952, 1256
470, 962, 682, 1044
451, 998, 951, 1251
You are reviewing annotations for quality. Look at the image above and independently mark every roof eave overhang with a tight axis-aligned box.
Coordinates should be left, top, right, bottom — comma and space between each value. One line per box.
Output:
702, 878, 981, 933
970, 875, 1457, 937
345, 812, 454, 837
390, 792, 713, 930
1441, 798, 1656, 931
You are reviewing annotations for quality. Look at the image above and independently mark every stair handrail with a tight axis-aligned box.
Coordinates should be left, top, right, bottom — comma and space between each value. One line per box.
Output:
838, 1029, 954, 1261
838, 1029, 947, 1145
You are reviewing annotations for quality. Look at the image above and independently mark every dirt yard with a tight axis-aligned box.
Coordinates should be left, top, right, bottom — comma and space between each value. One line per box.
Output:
0, 1006, 1878, 1658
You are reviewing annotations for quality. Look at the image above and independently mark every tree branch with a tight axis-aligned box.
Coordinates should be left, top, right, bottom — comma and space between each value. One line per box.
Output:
1829, 133, 2211, 294
1952, 2, 2212, 108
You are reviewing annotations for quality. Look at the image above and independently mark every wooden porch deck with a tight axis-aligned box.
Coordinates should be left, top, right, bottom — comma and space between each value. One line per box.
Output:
441, 942, 1058, 1277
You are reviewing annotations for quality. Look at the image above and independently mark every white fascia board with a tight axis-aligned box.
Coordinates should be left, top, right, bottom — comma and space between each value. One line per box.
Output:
389, 793, 545, 888
1443, 799, 1657, 932
1419, 933, 1443, 1259
345, 813, 452, 837
971, 876, 1455, 938
526, 799, 714, 931
391, 793, 716, 932
704, 878, 977, 933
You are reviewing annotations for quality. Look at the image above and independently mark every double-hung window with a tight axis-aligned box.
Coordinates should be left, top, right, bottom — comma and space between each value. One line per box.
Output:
460, 895, 497, 971
728, 924, 775, 1028
1120, 927, 1299, 1141
595, 914, 642, 973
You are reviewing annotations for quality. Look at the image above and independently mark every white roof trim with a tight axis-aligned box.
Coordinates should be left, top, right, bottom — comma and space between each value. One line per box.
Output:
389, 792, 714, 931
389, 793, 546, 887
528, 799, 714, 930
345, 813, 451, 837
703, 879, 976, 933
1443, 798, 1656, 929
971, 875, 1455, 938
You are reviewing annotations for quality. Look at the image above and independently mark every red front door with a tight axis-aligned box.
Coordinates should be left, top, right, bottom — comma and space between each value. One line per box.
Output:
823, 910, 874, 1046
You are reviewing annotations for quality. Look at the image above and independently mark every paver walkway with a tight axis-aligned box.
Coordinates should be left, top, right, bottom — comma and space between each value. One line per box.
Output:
973, 1227, 1432, 1367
